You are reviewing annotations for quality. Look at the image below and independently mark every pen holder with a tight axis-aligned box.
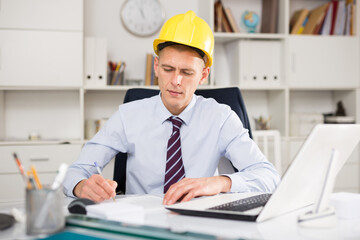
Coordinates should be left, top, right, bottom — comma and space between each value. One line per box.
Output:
26, 187, 65, 236
108, 71, 124, 85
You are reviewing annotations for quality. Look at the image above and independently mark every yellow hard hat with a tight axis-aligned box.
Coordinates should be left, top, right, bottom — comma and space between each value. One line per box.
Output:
153, 10, 214, 67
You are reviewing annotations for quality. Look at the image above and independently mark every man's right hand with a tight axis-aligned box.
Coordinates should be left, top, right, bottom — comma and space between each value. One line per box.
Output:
73, 174, 117, 203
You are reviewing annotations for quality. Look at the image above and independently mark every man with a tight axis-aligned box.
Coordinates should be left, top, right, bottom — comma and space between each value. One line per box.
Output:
63, 11, 280, 205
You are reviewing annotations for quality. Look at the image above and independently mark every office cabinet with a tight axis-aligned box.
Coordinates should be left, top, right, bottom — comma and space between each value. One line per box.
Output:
0, 0, 84, 203
0, 173, 58, 203
0, 30, 82, 87
0, 144, 82, 174
287, 37, 359, 88
0, 0, 83, 31
0, 144, 82, 202
0, 90, 82, 141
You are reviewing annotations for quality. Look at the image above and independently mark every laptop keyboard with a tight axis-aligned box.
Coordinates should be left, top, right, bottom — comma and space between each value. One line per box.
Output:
208, 193, 272, 212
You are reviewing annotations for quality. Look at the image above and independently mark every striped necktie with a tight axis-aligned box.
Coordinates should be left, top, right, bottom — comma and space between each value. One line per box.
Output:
164, 116, 186, 193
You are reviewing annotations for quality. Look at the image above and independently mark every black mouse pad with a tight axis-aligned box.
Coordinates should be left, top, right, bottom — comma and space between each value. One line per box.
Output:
0, 213, 15, 231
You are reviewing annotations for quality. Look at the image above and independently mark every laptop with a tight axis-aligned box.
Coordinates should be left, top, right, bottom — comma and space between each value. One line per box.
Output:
166, 124, 360, 222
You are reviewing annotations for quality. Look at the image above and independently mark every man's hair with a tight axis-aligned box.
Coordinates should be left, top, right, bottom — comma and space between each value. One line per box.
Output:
157, 42, 208, 66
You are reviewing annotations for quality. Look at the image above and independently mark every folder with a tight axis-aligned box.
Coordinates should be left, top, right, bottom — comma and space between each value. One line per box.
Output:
84, 37, 108, 87
84, 37, 96, 86
228, 40, 281, 87
94, 38, 107, 86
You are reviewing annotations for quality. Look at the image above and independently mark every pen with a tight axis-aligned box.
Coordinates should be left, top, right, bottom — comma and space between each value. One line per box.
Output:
13, 153, 28, 184
94, 161, 116, 201
51, 163, 68, 189
26, 171, 36, 190
31, 165, 43, 189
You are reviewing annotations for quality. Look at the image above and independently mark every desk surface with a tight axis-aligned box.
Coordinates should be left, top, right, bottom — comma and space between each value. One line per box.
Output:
1, 195, 360, 240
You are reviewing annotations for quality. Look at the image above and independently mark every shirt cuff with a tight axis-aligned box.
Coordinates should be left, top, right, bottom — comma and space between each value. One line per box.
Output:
221, 174, 249, 193
62, 171, 87, 198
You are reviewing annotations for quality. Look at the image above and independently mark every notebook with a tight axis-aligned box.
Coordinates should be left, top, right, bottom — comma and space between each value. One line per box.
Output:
166, 124, 360, 222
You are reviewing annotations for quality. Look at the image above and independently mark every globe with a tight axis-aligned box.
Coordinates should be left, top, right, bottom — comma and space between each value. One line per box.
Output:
241, 11, 259, 33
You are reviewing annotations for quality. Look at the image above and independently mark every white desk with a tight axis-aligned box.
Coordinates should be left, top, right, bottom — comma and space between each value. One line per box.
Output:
1, 195, 360, 240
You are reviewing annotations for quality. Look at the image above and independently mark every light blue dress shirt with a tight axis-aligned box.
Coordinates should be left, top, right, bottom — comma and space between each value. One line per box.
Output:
63, 94, 280, 197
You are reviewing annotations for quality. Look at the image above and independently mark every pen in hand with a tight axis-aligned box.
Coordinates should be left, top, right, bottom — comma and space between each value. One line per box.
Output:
94, 161, 116, 201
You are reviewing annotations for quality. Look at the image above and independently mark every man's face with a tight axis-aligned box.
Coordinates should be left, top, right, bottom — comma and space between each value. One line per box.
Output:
154, 46, 210, 115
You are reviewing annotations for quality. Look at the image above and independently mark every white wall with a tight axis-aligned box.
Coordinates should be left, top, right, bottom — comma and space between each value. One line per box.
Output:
84, 0, 201, 81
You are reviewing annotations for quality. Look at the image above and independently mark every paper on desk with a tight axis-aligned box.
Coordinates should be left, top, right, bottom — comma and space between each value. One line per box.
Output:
118, 195, 166, 214
86, 201, 144, 225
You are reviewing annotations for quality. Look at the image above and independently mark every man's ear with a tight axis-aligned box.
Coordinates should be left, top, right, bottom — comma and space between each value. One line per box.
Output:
199, 67, 210, 85
154, 56, 159, 78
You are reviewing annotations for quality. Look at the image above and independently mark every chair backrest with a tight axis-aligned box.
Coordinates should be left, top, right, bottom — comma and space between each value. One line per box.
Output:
113, 87, 252, 193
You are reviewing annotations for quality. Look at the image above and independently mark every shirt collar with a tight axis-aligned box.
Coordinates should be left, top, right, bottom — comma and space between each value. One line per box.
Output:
156, 93, 197, 126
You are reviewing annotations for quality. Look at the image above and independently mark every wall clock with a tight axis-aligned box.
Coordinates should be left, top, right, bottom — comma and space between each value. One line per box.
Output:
120, 0, 165, 37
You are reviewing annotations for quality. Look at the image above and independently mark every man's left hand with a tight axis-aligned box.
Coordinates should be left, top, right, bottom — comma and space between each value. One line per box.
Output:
163, 176, 232, 205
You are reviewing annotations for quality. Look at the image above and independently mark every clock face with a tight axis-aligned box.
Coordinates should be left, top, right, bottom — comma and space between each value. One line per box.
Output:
121, 0, 165, 37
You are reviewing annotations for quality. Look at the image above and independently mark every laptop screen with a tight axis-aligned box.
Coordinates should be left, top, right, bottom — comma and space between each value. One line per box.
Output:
257, 124, 360, 222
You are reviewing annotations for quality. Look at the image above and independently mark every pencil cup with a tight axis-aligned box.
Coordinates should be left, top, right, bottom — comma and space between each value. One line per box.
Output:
26, 187, 65, 235
108, 71, 124, 85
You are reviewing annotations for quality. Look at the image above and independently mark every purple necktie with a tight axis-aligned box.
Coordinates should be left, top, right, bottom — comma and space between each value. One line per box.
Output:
164, 116, 186, 193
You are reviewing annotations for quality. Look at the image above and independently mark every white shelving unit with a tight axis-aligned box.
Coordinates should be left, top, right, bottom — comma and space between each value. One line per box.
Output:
199, 0, 360, 193
0, 0, 359, 202
0, 0, 84, 202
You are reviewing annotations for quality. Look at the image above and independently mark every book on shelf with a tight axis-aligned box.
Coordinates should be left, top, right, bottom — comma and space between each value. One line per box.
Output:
302, 3, 330, 35
313, 8, 328, 34
214, 1, 223, 32
320, 2, 334, 35
344, 1, 351, 35
145, 53, 153, 86
344, 0, 356, 35
297, 16, 309, 34
350, 0, 356, 35
223, 7, 240, 33
221, 5, 232, 32
333, 0, 347, 35
330, 0, 339, 35
144, 53, 157, 86
260, 0, 278, 33
290, 8, 309, 34
214, 0, 238, 33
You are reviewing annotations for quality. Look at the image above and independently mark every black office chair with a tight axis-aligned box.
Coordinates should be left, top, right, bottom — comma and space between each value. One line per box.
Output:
113, 87, 252, 194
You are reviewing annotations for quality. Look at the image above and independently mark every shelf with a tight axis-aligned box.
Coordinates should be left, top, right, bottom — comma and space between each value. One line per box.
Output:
239, 86, 287, 91
5, 85, 356, 93
0, 139, 83, 146
84, 85, 159, 91
289, 87, 359, 91
0, 86, 81, 91
287, 35, 359, 39
214, 32, 286, 43
83, 84, 221, 91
